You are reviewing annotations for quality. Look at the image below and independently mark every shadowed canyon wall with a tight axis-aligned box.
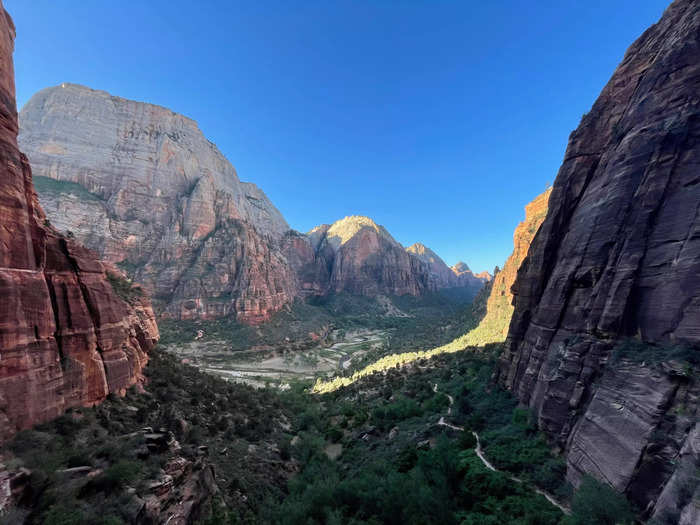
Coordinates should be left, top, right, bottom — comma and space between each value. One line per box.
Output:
499, 1, 699, 520
0, 5, 159, 443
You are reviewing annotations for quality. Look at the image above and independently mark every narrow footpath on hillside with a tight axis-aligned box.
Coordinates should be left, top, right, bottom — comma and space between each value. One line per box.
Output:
432, 383, 571, 516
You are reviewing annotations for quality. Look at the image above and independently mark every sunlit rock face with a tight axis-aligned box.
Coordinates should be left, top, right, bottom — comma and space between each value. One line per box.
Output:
499, 0, 700, 518
19, 83, 297, 323
0, 4, 158, 443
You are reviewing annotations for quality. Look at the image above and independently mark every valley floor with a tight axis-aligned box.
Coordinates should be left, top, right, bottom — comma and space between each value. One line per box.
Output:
164, 328, 388, 388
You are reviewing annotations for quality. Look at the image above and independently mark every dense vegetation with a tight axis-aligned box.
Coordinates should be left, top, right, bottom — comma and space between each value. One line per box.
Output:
262, 348, 579, 524
0, 351, 293, 524
1, 289, 638, 524
33, 175, 105, 203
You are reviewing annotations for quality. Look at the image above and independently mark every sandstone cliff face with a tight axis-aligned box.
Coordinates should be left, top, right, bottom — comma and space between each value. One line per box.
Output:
498, 0, 699, 517
19, 83, 294, 323
280, 230, 331, 298
0, 5, 158, 442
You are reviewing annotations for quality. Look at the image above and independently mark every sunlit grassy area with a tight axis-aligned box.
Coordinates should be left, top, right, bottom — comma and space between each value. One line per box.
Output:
311, 313, 508, 394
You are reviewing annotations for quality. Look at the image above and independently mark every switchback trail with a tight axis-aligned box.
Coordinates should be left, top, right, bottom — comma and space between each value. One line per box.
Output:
432, 383, 571, 515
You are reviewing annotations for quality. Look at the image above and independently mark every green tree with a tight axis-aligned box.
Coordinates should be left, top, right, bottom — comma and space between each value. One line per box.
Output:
568, 475, 634, 525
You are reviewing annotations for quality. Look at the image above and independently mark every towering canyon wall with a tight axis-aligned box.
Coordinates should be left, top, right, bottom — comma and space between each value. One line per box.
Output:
499, 0, 699, 519
304, 216, 443, 297
0, 5, 159, 442
19, 83, 295, 323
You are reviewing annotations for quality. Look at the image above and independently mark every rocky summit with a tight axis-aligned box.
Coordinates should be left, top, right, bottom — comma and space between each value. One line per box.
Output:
318, 216, 429, 295
0, 8, 158, 442
499, 0, 700, 520
296, 216, 482, 297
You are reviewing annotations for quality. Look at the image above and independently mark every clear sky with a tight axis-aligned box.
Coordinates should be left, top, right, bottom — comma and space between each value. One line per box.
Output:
5, 0, 670, 273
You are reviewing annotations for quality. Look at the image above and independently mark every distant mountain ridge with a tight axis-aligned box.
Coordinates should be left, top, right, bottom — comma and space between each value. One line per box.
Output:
284, 216, 485, 298
406, 243, 489, 290
19, 91, 484, 321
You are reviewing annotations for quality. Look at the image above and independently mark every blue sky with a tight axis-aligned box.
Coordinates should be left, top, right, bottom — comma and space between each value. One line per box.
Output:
5, 1, 669, 273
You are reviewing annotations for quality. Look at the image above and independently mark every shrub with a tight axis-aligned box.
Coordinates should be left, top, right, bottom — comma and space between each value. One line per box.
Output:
569, 475, 634, 525
43, 504, 85, 525
83, 460, 142, 494
106, 272, 143, 304
458, 431, 477, 450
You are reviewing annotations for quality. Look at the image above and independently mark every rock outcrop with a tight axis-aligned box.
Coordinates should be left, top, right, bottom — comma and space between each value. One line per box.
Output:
498, 0, 699, 516
0, 4, 158, 443
472, 188, 550, 344
19, 83, 294, 323
407, 244, 489, 291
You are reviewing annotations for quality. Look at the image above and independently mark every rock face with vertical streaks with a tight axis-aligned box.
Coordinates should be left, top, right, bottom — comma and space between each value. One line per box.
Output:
498, 0, 700, 517
20, 88, 486, 322
19, 82, 294, 324
0, 3, 158, 443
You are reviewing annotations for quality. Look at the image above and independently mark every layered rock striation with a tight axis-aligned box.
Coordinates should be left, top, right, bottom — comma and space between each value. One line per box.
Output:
19, 83, 293, 323
498, 0, 700, 517
0, 4, 158, 442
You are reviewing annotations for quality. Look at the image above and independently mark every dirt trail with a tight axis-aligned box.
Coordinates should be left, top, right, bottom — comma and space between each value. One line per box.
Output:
432, 383, 571, 516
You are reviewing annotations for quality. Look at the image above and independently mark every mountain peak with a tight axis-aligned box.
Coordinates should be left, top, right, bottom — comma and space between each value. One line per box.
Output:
406, 242, 440, 263
323, 215, 396, 251
451, 261, 471, 274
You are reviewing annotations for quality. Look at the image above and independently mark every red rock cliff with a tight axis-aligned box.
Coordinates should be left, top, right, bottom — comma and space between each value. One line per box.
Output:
499, 1, 699, 519
0, 4, 158, 442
